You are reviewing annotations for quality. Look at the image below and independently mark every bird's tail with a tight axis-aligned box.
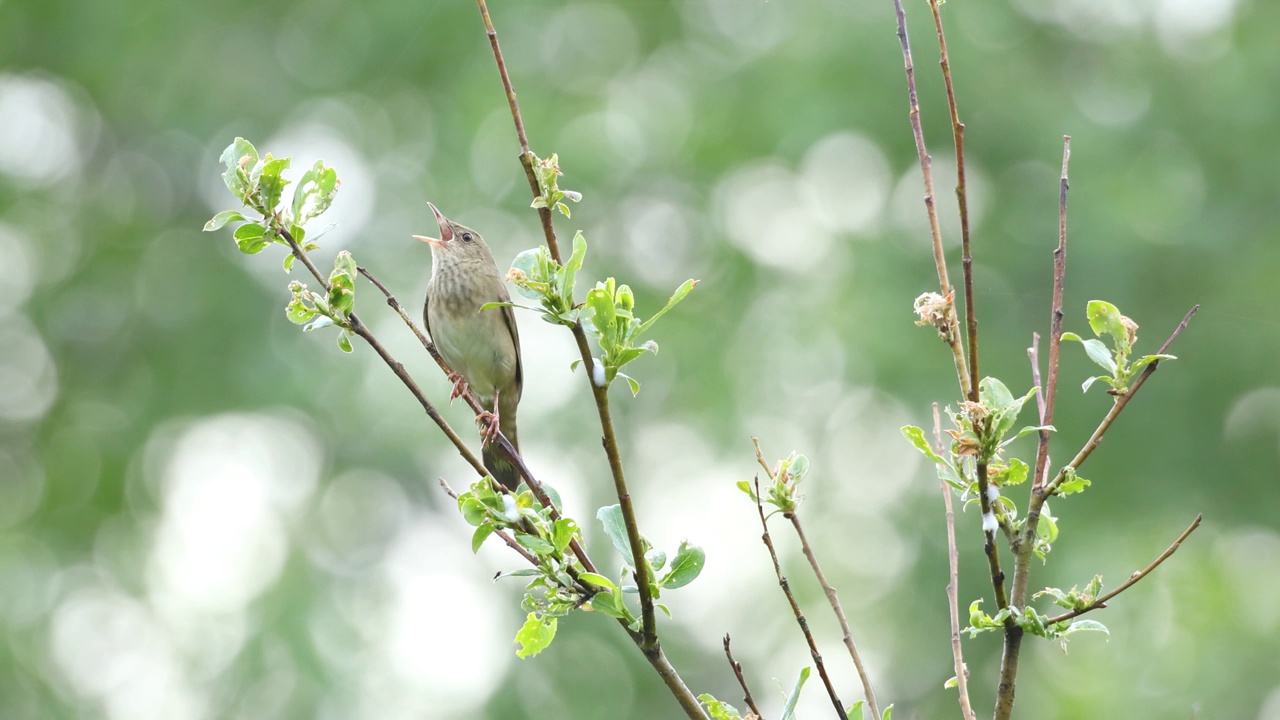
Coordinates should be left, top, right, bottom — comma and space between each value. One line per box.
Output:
483, 416, 520, 490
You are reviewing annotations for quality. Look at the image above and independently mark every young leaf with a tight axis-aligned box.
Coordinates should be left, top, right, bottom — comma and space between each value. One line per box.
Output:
848, 700, 865, 720
596, 505, 633, 563
660, 541, 706, 589
515, 533, 555, 556
1086, 300, 1128, 351
514, 613, 557, 658
901, 425, 945, 464
636, 278, 698, 337
336, 332, 353, 353
204, 209, 246, 232
698, 695, 744, 720
233, 222, 270, 254
471, 523, 495, 553
1063, 333, 1118, 375
780, 666, 811, 720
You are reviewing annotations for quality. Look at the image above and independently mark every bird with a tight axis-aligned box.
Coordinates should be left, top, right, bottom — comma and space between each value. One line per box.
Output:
416, 203, 523, 490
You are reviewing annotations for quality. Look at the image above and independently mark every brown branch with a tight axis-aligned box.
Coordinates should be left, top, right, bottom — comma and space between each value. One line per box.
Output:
1033, 136, 1071, 491
753, 476, 846, 720
1046, 514, 1202, 625
473, 1, 693, 714
786, 513, 880, 720
927, 0, 978, 403
723, 634, 764, 720
892, 0, 971, 400
933, 406, 976, 720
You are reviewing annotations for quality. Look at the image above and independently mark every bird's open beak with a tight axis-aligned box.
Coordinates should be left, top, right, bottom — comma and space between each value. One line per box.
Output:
413, 202, 455, 248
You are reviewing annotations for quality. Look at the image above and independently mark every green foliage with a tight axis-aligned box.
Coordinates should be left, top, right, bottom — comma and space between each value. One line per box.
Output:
737, 450, 810, 515
1063, 300, 1175, 395
528, 152, 581, 218
779, 665, 810, 720
205, 138, 351, 350
697, 695, 744, 720
593, 505, 704, 627
514, 612, 557, 659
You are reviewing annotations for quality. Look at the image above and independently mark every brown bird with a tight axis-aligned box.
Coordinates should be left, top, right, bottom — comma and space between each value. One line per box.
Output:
416, 203, 523, 490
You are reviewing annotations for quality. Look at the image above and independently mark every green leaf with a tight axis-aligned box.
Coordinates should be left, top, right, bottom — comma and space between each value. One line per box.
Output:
1063, 619, 1109, 638
780, 666, 811, 720
698, 694, 744, 720
579, 573, 617, 591
646, 549, 667, 572
333, 250, 357, 279
1056, 468, 1091, 496
736, 480, 757, 501
459, 495, 488, 526
1064, 333, 1118, 375
233, 222, 270, 254
588, 589, 629, 619
561, 231, 588, 302
596, 505, 633, 563
1003, 457, 1030, 486
848, 700, 865, 720
515, 533, 555, 556
585, 287, 616, 335
204, 209, 246, 232
551, 518, 578, 554
336, 332, 353, 353
618, 371, 640, 396
881, 704, 893, 720
259, 156, 291, 213
283, 253, 296, 272
943, 677, 958, 689
514, 613, 557, 658
660, 541, 705, 589
1086, 300, 1128, 350
901, 425, 945, 463
636, 278, 698, 337
1130, 353, 1176, 374
219, 137, 258, 198
1036, 509, 1058, 545
471, 523, 495, 553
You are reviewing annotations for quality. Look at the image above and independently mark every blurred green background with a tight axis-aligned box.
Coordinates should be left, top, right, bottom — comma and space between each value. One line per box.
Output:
2, 0, 1277, 718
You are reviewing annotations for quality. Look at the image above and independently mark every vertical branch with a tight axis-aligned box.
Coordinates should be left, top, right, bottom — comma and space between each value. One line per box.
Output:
754, 477, 847, 720
891, 0, 972, 400
786, 513, 880, 720
723, 635, 764, 720
472, 2, 697, 715
933, 405, 976, 720
927, 0, 979, 402
1033, 136, 1071, 490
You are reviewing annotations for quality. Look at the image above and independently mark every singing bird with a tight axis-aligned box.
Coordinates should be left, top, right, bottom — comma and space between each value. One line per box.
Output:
416, 203, 523, 490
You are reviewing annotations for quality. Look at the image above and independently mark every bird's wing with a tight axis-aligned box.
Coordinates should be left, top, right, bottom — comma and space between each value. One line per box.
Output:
422, 280, 433, 339
497, 285, 523, 390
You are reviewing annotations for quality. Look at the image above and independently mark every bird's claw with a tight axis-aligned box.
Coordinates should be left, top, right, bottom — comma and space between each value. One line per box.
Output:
477, 409, 501, 446
447, 372, 468, 404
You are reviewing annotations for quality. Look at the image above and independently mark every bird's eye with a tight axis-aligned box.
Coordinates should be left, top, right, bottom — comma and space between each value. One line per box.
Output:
462, 232, 473, 242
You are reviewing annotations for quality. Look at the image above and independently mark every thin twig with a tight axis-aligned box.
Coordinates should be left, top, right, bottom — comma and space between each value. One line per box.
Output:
474, 1, 691, 714
891, 0, 971, 400
1044, 514, 1202, 625
753, 476, 846, 720
927, 0, 978, 403
786, 513, 880, 719
1033, 136, 1071, 491
358, 265, 598, 577
723, 634, 764, 720
933, 405, 976, 720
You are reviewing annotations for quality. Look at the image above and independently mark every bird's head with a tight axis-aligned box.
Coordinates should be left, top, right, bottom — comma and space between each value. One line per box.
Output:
414, 203, 496, 265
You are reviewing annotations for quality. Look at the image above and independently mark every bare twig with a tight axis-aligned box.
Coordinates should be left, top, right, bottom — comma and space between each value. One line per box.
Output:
891, 0, 971, 400
753, 476, 846, 720
927, 0, 978, 403
786, 513, 880, 720
473, 1, 696, 714
1033, 136, 1071, 491
1046, 514, 1202, 625
723, 634, 764, 720
933, 405, 976, 720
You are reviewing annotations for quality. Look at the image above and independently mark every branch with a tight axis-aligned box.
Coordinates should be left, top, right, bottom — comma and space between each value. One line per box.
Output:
933, 406, 976, 720
927, 0, 978, 403
786, 513, 880, 719
474, 1, 696, 715
1033, 136, 1071, 491
723, 634, 764, 720
891, 0, 971, 400
439, 478, 538, 566
1045, 514, 1202, 625
753, 477, 846, 720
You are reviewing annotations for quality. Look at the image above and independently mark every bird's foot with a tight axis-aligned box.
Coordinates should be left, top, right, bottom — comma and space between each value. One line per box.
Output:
477, 408, 501, 446
447, 372, 468, 403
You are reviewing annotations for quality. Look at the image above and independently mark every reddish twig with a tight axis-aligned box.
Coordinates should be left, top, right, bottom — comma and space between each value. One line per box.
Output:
934, 405, 976, 720
723, 634, 764, 720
